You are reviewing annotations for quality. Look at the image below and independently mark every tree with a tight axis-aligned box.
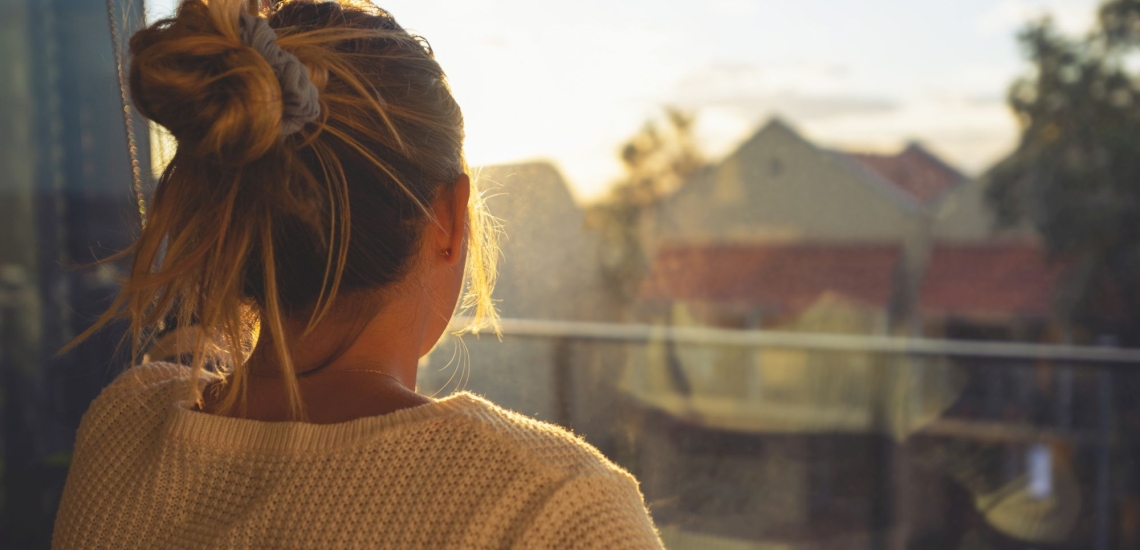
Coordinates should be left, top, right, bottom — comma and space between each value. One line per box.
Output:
589, 108, 703, 307
987, 1, 1140, 345
989, 14, 1140, 543
587, 108, 703, 397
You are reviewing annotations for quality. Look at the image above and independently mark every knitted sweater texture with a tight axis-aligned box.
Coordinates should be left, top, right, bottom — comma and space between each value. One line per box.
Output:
53, 362, 663, 549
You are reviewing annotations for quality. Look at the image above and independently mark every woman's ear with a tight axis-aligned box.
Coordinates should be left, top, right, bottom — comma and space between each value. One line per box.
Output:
440, 174, 470, 266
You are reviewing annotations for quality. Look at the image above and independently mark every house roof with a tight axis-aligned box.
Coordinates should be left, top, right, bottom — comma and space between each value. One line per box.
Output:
640, 243, 902, 315
919, 244, 1062, 318
721, 119, 968, 214
845, 143, 966, 204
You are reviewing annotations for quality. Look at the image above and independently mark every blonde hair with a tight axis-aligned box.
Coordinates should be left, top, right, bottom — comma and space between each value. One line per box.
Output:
67, 0, 498, 419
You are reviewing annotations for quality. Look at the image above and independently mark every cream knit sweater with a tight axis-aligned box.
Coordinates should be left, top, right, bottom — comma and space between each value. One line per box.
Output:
53, 363, 663, 549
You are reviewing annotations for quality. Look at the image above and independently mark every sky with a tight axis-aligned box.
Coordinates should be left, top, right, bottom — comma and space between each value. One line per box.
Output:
147, 0, 1102, 201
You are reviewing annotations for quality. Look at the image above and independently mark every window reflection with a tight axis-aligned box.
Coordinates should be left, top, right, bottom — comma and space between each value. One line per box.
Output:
1, 0, 146, 544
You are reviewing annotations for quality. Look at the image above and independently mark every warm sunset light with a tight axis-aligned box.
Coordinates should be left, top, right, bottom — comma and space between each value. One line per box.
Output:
377, 0, 1100, 201
17, 0, 1140, 547
143, 0, 1100, 201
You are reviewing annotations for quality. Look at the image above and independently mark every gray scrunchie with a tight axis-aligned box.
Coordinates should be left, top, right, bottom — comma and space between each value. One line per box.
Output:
239, 12, 320, 136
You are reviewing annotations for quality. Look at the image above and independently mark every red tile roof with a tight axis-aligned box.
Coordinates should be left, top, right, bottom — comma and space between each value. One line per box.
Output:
919, 244, 1063, 318
640, 244, 901, 315
847, 143, 965, 203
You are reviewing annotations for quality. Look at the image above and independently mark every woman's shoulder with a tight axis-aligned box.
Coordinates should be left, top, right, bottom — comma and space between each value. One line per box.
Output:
104, 361, 197, 392
88, 361, 201, 411
77, 362, 199, 436
441, 393, 664, 548
444, 392, 635, 481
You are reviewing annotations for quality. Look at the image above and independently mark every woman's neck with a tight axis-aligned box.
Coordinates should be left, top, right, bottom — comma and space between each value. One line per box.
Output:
213, 291, 448, 423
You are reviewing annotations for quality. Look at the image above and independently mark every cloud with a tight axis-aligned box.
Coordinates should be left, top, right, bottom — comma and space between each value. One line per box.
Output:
719, 92, 898, 120
804, 96, 1020, 175
976, 0, 1098, 35
672, 63, 899, 122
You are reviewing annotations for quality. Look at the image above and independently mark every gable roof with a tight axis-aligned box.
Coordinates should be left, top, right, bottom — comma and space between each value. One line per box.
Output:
640, 243, 902, 316
919, 244, 1062, 318
845, 143, 966, 204
720, 119, 967, 211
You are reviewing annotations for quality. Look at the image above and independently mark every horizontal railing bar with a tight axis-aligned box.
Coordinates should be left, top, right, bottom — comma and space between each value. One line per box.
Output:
452, 317, 1140, 364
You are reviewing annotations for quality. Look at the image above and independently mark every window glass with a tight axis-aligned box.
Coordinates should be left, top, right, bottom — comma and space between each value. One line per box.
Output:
5, 0, 1140, 547
2, 0, 146, 543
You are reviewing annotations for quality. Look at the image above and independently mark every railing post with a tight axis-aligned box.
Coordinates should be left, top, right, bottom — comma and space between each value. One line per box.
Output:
1094, 366, 1113, 550
870, 351, 893, 550
553, 337, 573, 430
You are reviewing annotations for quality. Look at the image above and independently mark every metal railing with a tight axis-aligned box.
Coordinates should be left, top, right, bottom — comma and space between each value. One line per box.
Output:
448, 316, 1134, 550
453, 316, 1140, 363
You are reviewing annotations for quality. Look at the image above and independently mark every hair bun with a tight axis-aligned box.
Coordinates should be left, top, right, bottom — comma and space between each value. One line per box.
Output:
238, 13, 320, 136
128, 1, 288, 164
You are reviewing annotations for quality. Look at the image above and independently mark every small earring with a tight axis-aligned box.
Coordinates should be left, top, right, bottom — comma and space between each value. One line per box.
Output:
440, 249, 451, 258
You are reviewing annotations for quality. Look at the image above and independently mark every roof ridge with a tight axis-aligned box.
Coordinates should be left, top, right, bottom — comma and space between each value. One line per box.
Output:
828, 150, 927, 213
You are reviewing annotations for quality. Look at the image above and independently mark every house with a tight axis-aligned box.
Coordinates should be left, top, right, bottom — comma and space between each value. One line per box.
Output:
623, 119, 989, 442
647, 118, 979, 332
652, 118, 957, 246
619, 119, 1033, 547
625, 119, 1058, 431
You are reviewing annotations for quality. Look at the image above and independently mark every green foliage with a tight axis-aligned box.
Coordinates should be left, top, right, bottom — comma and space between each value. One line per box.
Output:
987, 1, 1140, 341
1100, 0, 1140, 46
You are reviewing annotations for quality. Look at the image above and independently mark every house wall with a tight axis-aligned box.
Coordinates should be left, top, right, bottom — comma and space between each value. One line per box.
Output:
655, 121, 928, 249
932, 177, 1038, 243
